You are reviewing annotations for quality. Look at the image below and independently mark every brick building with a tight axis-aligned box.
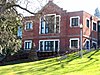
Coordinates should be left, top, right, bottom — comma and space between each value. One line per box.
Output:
22, 1, 100, 56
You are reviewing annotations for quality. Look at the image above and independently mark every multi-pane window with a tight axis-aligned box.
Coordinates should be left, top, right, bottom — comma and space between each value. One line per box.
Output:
40, 14, 60, 34
70, 38, 79, 49
24, 40, 32, 50
39, 40, 59, 52
93, 22, 97, 31
25, 22, 33, 30
71, 40, 78, 48
70, 16, 80, 27
86, 19, 90, 28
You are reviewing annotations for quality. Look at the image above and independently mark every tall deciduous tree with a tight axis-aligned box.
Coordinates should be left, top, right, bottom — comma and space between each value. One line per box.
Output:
0, 0, 39, 55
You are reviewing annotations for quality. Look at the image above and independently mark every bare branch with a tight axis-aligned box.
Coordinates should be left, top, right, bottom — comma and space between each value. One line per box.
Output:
0, 3, 41, 15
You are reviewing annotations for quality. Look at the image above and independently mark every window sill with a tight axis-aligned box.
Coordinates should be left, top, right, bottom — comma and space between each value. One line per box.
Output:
70, 26, 79, 28
25, 29, 33, 31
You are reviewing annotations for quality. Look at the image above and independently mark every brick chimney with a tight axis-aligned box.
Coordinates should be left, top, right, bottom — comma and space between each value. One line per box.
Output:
49, 0, 53, 2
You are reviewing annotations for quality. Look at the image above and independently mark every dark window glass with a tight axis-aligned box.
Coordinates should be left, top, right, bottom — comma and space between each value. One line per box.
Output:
71, 18, 78, 26
40, 41, 43, 51
55, 41, 58, 51
40, 41, 58, 52
26, 22, 32, 30
87, 19, 89, 28
25, 42, 31, 49
93, 22, 96, 31
71, 40, 78, 48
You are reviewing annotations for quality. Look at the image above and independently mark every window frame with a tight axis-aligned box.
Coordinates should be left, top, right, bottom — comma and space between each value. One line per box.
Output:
39, 39, 60, 52
24, 40, 32, 50
69, 38, 79, 49
39, 14, 61, 34
25, 21, 33, 30
70, 16, 80, 27
92, 21, 97, 31
86, 18, 90, 28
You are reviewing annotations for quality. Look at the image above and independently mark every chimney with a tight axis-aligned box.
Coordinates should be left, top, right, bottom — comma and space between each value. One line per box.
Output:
49, 0, 53, 2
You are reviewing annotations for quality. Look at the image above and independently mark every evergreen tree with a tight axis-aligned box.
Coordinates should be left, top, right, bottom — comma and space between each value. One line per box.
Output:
94, 8, 100, 18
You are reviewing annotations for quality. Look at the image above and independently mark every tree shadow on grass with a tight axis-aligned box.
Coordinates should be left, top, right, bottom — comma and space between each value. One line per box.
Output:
87, 50, 99, 60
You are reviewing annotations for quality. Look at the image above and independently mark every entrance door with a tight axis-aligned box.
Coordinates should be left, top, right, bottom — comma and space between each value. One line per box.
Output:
86, 40, 90, 51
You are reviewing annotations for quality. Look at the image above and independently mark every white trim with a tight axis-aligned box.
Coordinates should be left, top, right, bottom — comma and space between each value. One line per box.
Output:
86, 18, 90, 28
92, 21, 97, 31
69, 38, 79, 49
44, 14, 56, 17
70, 16, 80, 27
83, 35, 90, 38
25, 21, 33, 30
39, 17, 45, 34
92, 41, 97, 44
56, 15, 61, 33
86, 18, 90, 35
39, 39, 60, 52
24, 40, 32, 50
39, 14, 61, 34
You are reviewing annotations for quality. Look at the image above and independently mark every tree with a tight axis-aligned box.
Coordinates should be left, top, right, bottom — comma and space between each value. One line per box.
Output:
0, 0, 38, 56
0, 0, 20, 56
0, 0, 46, 57
94, 8, 100, 18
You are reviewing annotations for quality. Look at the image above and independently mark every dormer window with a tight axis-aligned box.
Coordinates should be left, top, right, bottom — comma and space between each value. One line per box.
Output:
25, 21, 33, 30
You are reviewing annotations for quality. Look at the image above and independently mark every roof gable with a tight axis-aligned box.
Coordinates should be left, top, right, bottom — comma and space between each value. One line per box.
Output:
38, 1, 67, 15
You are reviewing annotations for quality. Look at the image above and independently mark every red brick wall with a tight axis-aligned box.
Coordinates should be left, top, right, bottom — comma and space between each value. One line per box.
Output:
22, 2, 99, 53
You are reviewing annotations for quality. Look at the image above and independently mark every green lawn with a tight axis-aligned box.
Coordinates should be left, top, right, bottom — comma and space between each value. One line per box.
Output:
0, 50, 100, 75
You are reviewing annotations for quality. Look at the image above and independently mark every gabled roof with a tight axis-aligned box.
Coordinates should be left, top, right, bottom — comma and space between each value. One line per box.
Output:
38, 1, 67, 15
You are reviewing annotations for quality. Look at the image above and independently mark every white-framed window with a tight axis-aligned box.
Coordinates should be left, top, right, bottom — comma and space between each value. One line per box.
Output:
40, 14, 60, 34
24, 40, 32, 50
70, 16, 80, 27
69, 38, 79, 49
92, 41, 97, 49
86, 18, 90, 28
92, 21, 97, 31
39, 39, 60, 52
25, 21, 33, 30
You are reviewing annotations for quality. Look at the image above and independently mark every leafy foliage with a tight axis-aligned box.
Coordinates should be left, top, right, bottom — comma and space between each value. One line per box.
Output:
0, 0, 22, 55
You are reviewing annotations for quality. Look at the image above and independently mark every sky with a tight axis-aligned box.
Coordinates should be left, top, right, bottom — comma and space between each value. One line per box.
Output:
17, 0, 100, 16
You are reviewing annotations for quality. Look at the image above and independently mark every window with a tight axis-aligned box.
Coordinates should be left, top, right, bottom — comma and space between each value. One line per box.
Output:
92, 22, 97, 31
92, 41, 97, 49
98, 21, 100, 32
40, 14, 60, 34
25, 22, 33, 30
86, 19, 90, 28
17, 26, 22, 38
24, 40, 32, 50
70, 38, 79, 49
70, 16, 80, 27
39, 40, 59, 52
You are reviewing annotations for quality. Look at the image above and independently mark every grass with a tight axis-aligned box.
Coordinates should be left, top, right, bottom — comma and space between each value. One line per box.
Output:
0, 50, 100, 75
